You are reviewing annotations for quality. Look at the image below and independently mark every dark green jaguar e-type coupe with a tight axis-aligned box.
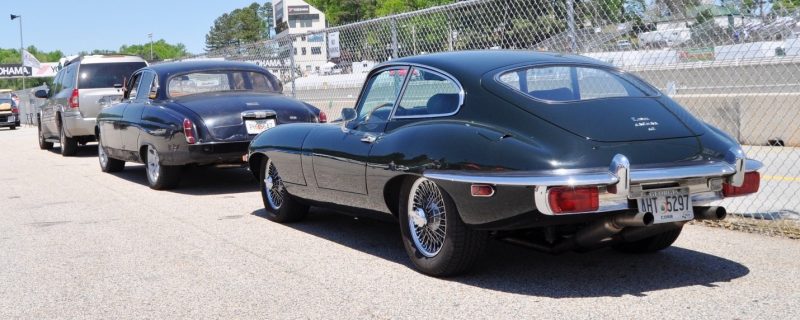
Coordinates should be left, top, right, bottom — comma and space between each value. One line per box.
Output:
248, 51, 762, 276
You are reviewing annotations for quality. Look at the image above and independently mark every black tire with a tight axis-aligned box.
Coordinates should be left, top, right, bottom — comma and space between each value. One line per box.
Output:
9, 126, 15, 130
59, 122, 78, 156
613, 226, 684, 254
144, 145, 181, 190
38, 120, 53, 150
399, 176, 488, 277
260, 157, 309, 222
97, 135, 125, 173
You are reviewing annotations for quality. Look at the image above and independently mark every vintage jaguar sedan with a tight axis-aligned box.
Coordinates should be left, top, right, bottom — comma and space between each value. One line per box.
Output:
96, 60, 325, 190
247, 51, 762, 276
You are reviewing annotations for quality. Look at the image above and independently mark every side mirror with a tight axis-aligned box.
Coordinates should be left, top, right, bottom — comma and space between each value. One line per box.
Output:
34, 89, 48, 99
340, 108, 357, 131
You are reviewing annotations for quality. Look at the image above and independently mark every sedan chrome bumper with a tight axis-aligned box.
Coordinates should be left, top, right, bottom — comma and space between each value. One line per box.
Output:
424, 148, 763, 216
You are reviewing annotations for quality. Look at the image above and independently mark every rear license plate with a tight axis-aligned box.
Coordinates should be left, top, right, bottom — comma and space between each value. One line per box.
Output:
245, 119, 276, 135
7, 116, 14, 122
637, 187, 693, 224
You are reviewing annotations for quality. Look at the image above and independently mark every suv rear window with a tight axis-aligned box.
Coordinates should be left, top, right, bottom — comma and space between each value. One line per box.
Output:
78, 62, 147, 89
498, 65, 658, 102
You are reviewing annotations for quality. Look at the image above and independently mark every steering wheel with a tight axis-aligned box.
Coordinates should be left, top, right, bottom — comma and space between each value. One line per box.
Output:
364, 103, 394, 123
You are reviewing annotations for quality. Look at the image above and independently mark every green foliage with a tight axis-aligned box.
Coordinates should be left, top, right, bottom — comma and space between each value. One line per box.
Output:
206, 2, 273, 51
773, 0, 800, 12
0, 46, 62, 91
695, 8, 715, 24
307, 0, 453, 25
119, 39, 188, 61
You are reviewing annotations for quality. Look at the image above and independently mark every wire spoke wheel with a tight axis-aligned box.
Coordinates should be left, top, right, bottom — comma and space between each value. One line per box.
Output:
147, 146, 160, 183
407, 178, 447, 257
264, 159, 284, 210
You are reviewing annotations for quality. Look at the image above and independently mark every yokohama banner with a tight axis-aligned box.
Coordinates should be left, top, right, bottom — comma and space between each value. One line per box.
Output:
0, 62, 59, 78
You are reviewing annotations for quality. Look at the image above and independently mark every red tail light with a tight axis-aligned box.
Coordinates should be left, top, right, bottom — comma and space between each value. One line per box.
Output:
183, 119, 197, 144
548, 186, 599, 214
11, 107, 19, 113
318, 111, 327, 123
68, 89, 79, 108
723, 172, 760, 197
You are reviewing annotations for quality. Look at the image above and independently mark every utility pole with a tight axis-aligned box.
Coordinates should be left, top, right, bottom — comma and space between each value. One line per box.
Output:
148, 33, 154, 61
10, 14, 25, 90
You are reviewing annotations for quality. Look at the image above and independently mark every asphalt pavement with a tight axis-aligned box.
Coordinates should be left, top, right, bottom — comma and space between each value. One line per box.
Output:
1, 126, 799, 319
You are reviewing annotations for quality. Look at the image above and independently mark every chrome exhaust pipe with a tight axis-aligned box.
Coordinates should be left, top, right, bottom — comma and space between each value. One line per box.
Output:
554, 212, 654, 252
693, 206, 727, 221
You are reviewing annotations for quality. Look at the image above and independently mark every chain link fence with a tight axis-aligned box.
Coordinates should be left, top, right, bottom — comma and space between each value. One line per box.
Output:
194, 0, 800, 237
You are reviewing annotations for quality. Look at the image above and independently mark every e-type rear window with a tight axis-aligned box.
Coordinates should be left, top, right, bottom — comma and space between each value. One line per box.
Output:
497, 65, 659, 102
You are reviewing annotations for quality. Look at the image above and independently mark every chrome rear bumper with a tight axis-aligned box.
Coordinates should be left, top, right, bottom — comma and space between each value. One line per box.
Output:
424, 147, 763, 216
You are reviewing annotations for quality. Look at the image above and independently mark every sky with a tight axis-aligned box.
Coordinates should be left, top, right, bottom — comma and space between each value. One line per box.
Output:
1, 0, 269, 56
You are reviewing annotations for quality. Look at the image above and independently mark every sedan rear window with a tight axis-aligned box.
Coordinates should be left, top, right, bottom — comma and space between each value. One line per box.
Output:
498, 66, 658, 102
168, 70, 280, 98
78, 62, 147, 89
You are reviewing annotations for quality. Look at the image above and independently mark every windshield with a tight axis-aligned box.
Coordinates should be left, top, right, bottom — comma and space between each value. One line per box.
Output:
78, 62, 147, 89
168, 70, 280, 98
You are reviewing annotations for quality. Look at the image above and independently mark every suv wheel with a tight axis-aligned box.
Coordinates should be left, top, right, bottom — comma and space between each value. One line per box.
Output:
59, 122, 78, 156
38, 120, 53, 150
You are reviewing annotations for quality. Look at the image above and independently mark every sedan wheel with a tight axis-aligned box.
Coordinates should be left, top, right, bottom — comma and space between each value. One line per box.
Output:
260, 157, 308, 222
145, 145, 181, 190
97, 135, 125, 173
399, 176, 488, 277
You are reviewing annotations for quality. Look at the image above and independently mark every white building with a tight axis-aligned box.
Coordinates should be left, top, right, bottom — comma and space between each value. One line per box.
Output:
274, 0, 327, 76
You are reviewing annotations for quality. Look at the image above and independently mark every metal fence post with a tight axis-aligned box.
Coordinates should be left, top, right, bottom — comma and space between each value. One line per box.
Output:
289, 36, 296, 98
566, 0, 577, 53
391, 18, 399, 59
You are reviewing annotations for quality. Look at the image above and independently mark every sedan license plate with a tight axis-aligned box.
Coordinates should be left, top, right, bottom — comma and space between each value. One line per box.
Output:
245, 119, 276, 135
637, 188, 693, 224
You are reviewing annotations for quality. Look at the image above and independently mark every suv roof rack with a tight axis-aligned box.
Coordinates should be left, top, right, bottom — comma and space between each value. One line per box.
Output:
63, 54, 145, 67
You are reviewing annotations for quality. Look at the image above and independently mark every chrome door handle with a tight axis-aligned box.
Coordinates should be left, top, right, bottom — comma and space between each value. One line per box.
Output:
360, 134, 377, 143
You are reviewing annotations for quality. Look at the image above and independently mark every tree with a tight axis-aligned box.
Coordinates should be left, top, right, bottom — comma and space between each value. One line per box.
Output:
119, 39, 188, 61
206, 2, 272, 51
307, 0, 454, 25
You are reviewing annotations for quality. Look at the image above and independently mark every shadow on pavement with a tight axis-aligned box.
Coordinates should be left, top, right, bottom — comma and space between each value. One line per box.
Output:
46, 145, 100, 158
112, 164, 258, 195
253, 207, 750, 298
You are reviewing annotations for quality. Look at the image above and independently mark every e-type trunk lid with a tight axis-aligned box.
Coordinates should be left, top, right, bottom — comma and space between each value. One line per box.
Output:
526, 97, 700, 142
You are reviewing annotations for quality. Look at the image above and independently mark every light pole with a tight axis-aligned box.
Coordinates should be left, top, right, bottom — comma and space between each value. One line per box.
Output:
147, 33, 154, 61
10, 14, 25, 89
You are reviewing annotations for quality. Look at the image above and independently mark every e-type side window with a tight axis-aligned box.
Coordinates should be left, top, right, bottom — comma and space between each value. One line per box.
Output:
356, 67, 408, 122
395, 67, 461, 117
498, 66, 652, 102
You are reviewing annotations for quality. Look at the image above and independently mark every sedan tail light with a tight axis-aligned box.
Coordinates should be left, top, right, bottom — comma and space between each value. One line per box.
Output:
11, 107, 19, 113
318, 111, 327, 123
183, 119, 197, 144
548, 186, 599, 214
723, 172, 760, 197
68, 89, 80, 109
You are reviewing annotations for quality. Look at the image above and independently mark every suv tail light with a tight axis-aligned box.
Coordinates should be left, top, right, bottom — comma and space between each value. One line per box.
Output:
183, 119, 197, 144
318, 111, 327, 123
11, 107, 19, 113
68, 89, 80, 108
548, 186, 599, 214
723, 172, 760, 197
